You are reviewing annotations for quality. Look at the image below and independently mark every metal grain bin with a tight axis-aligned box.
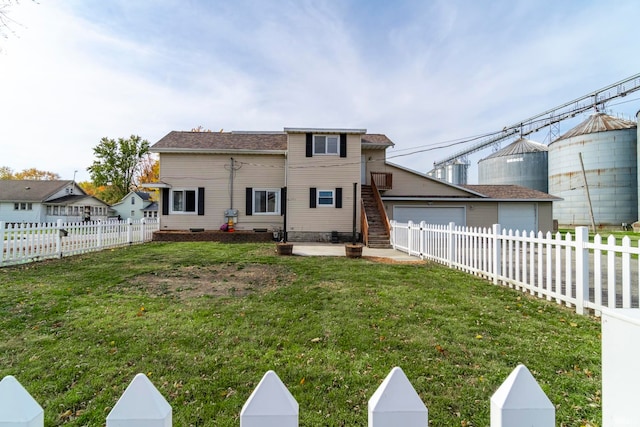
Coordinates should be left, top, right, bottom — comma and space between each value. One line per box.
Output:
548, 112, 638, 227
478, 138, 548, 192
445, 159, 468, 185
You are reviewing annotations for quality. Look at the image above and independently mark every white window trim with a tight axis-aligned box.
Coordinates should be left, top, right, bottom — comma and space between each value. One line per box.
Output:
317, 189, 335, 207
170, 188, 198, 214
313, 135, 339, 156
253, 188, 280, 215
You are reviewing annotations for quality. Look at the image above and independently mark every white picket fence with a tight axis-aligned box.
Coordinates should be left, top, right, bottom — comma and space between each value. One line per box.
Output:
0, 364, 554, 426
390, 221, 640, 316
0, 218, 159, 267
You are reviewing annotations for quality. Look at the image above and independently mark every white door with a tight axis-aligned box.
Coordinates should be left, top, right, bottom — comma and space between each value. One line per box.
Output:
393, 206, 466, 226
498, 203, 537, 233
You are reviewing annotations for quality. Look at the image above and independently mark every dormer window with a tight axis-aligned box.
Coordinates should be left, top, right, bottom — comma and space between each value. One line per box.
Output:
313, 135, 339, 155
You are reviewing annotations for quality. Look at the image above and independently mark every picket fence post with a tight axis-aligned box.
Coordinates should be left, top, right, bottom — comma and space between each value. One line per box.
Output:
368, 367, 428, 427
56, 219, 64, 257
126, 218, 134, 245
140, 218, 147, 242
574, 226, 590, 315
492, 224, 502, 285
490, 364, 554, 426
106, 373, 171, 426
0, 375, 44, 426
0, 221, 5, 267
447, 222, 455, 267
97, 220, 103, 249
240, 370, 298, 427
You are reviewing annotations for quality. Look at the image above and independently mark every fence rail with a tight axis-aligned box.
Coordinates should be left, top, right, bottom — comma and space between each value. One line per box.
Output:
391, 221, 640, 316
0, 364, 554, 426
1, 218, 159, 267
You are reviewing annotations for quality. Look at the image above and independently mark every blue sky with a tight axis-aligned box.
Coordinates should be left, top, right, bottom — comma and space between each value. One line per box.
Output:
1, 0, 638, 183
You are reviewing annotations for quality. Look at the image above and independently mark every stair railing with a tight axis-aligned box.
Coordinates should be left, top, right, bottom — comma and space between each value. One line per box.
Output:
369, 174, 391, 238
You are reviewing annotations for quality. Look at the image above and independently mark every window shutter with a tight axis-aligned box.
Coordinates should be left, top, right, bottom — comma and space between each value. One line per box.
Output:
340, 133, 347, 158
306, 133, 313, 157
197, 187, 205, 215
310, 187, 316, 208
281, 187, 286, 216
162, 188, 169, 215
246, 187, 253, 216
335, 187, 342, 208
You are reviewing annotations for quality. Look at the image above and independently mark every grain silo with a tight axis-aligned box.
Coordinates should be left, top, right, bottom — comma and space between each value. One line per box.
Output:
548, 112, 638, 228
445, 159, 468, 185
478, 137, 548, 192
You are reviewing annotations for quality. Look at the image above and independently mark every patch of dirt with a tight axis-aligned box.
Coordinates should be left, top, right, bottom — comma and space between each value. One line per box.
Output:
362, 256, 427, 265
129, 263, 294, 299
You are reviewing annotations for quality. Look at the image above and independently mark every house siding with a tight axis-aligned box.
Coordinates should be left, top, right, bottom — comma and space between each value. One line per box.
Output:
378, 163, 471, 197
285, 133, 361, 240
362, 149, 387, 185
159, 153, 285, 231
0, 203, 46, 223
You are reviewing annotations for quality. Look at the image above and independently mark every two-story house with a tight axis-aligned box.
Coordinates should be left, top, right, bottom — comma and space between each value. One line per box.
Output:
150, 127, 559, 244
109, 191, 158, 221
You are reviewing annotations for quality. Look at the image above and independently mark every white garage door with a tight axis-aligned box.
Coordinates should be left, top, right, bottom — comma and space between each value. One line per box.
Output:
498, 203, 537, 233
393, 206, 466, 226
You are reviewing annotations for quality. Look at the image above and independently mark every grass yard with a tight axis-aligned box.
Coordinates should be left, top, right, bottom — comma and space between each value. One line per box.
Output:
0, 243, 601, 426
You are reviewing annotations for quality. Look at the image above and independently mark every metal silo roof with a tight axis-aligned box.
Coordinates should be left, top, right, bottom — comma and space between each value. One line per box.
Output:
554, 112, 636, 142
481, 138, 548, 160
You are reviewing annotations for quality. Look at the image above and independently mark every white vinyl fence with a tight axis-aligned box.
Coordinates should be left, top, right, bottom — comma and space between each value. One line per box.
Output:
1, 218, 159, 267
391, 221, 640, 316
0, 364, 554, 426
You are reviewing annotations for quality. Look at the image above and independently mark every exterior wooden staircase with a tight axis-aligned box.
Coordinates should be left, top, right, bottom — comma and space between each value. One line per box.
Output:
361, 184, 391, 248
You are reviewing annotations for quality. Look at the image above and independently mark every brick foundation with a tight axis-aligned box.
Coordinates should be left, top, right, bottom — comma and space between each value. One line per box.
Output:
152, 230, 275, 243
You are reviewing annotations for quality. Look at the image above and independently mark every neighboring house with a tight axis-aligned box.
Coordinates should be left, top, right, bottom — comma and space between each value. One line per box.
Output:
149, 128, 560, 245
109, 191, 158, 221
0, 180, 110, 224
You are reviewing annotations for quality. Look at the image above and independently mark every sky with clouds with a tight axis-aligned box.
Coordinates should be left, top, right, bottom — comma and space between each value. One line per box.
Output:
1, 0, 638, 183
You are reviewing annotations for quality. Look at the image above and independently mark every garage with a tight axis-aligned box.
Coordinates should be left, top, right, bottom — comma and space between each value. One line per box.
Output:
393, 206, 466, 226
498, 203, 537, 233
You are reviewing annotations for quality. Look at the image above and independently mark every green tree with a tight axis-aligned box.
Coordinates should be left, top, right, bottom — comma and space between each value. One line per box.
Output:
87, 135, 150, 204
0, 165, 13, 179
0, 166, 60, 180
14, 168, 60, 180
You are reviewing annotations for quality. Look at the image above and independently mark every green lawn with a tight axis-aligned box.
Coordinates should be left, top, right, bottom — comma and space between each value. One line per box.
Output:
0, 243, 601, 426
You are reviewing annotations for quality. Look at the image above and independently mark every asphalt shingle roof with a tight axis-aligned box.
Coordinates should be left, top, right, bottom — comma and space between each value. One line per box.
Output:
152, 131, 288, 151
152, 131, 395, 152
462, 185, 561, 200
0, 180, 75, 202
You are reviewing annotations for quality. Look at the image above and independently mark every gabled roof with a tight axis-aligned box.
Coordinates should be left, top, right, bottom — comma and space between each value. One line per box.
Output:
462, 185, 561, 201
151, 131, 288, 153
135, 191, 152, 201
0, 180, 80, 202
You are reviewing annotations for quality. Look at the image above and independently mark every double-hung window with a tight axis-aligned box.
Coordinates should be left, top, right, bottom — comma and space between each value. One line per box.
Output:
313, 135, 339, 155
171, 189, 197, 213
317, 190, 334, 207
253, 189, 280, 215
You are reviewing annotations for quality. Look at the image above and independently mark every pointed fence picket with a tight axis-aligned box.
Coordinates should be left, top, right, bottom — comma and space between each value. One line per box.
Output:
0, 365, 554, 426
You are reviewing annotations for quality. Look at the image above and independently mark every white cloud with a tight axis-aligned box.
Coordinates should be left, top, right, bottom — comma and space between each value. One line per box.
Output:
0, 0, 638, 183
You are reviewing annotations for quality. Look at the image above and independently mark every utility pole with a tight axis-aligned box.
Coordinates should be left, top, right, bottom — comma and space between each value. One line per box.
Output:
579, 153, 597, 233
